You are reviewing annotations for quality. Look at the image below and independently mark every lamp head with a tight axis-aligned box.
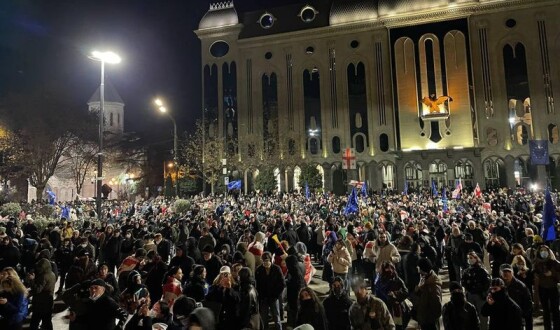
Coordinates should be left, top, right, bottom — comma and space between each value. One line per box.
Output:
90, 51, 121, 64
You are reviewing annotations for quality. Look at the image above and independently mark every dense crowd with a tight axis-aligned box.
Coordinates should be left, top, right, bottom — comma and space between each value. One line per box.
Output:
0, 187, 559, 330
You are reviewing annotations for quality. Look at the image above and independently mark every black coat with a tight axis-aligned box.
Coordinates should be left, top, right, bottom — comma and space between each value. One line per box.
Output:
481, 291, 522, 330
442, 300, 480, 330
296, 300, 328, 330
505, 277, 532, 318
84, 294, 127, 330
323, 293, 353, 330
255, 264, 285, 301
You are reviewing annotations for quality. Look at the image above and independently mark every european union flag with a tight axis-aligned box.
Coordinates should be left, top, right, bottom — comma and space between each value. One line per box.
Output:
305, 182, 310, 200
361, 182, 368, 198
432, 180, 438, 198
227, 180, 242, 191
343, 187, 359, 215
542, 187, 557, 242
61, 205, 70, 219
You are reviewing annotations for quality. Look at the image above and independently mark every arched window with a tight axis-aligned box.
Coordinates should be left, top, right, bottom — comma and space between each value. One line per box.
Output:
332, 136, 341, 154
309, 138, 319, 155
355, 135, 365, 153
109, 113, 114, 126
404, 162, 423, 190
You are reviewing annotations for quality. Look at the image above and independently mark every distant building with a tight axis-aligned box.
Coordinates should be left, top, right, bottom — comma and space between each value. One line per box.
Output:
195, 0, 560, 194
43, 82, 144, 202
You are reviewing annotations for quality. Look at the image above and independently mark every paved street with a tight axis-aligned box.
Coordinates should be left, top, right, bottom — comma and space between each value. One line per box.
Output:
25, 261, 545, 330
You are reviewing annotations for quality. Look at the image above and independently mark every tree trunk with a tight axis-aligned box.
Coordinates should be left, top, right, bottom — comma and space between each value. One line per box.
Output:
35, 184, 46, 202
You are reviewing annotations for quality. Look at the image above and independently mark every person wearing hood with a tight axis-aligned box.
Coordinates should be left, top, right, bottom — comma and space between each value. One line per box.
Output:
248, 232, 266, 268
481, 278, 522, 330
322, 276, 352, 330
370, 232, 401, 277
65, 250, 98, 289
374, 261, 409, 329
28, 258, 56, 330
327, 238, 352, 294
533, 244, 560, 330
442, 281, 480, 330
412, 257, 442, 330
295, 287, 328, 330
286, 251, 306, 328
187, 307, 216, 330
237, 267, 262, 330
201, 244, 223, 283
295, 242, 314, 285
119, 270, 150, 314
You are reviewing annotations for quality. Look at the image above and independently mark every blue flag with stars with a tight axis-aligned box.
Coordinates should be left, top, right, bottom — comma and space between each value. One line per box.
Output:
227, 180, 242, 191
542, 187, 557, 242
305, 182, 310, 200
442, 187, 448, 212
432, 180, 438, 198
361, 181, 368, 198
344, 187, 359, 215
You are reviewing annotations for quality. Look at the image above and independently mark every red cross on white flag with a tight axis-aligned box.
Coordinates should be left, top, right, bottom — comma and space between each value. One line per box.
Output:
342, 148, 356, 170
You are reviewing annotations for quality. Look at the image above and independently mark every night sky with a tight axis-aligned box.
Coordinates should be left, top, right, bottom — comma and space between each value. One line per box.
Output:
0, 0, 308, 144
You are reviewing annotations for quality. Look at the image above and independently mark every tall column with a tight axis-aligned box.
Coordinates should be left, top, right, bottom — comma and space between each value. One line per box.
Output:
504, 156, 517, 188
323, 164, 333, 192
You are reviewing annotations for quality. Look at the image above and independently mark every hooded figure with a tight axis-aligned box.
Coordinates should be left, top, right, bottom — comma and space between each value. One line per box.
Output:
29, 258, 56, 330
119, 270, 150, 314
188, 307, 216, 330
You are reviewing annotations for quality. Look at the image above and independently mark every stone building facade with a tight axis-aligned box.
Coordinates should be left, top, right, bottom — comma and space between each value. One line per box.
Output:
195, 0, 560, 194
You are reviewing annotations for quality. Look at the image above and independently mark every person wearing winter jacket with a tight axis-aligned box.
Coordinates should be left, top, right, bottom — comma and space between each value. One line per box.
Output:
533, 245, 560, 330
0, 275, 29, 330
327, 238, 352, 294
461, 251, 491, 330
442, 281, 480, 330
413, 258, 442, 330
28, 258, 56, 330
255, 252, 285, 330
480, 278, 522, 330
237, 267, 262, 330
499, 264, 532, 330
323, 276, 352, 330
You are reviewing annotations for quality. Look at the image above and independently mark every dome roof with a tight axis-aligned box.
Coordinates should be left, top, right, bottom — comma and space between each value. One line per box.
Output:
378, 0, 450, 17
330, 0, 378, 26
198, 1, 239, 30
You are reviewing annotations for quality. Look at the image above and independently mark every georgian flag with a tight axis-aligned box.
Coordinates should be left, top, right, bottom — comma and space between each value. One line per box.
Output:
452, 179, 462, 199
474, 183, 482, 198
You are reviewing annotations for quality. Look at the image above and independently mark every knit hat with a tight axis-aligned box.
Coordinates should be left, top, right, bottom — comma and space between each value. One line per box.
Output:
202, 245, 214, 253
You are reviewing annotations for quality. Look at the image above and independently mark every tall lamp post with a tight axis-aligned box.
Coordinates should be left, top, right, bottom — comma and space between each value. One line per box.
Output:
154, 99, 179, 197
89, 51, 121, 219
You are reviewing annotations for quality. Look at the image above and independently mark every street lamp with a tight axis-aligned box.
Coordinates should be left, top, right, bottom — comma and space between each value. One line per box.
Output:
89, 50, 121, 219
154, 98, 179, 197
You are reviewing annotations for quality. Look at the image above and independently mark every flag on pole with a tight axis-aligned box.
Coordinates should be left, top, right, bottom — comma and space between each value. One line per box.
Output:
442, 187, 448, 212
227, 180, 242, 191
343, 187, 359, 215
361, 181, 368, 198
452, 179, 462, 199
542, 186, 557, 242
305, 182, 310, 200
46, 189, 56, 205
403, 181, 408, 195
432, 180, 438, 198
474, 183, 482, 198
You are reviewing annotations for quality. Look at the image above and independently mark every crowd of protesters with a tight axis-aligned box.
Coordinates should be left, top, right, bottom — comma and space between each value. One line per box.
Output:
0, 186, 559, 330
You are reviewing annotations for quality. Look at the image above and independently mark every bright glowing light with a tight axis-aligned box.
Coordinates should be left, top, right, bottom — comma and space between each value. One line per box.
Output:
159, 106, 167, 113
90, 51, 121, 64
514, 171, 520, 179
168, 162, 174, 168
530, 183, 538, 191
453, 146, 464, 150
155, 99, 163, 107
509, 117, 516, 124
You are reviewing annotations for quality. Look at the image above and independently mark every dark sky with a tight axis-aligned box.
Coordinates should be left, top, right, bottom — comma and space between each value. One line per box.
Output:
0, 0, 306, 144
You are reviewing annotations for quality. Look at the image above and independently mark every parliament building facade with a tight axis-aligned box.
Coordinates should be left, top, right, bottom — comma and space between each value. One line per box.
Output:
195, 0, 560, 195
